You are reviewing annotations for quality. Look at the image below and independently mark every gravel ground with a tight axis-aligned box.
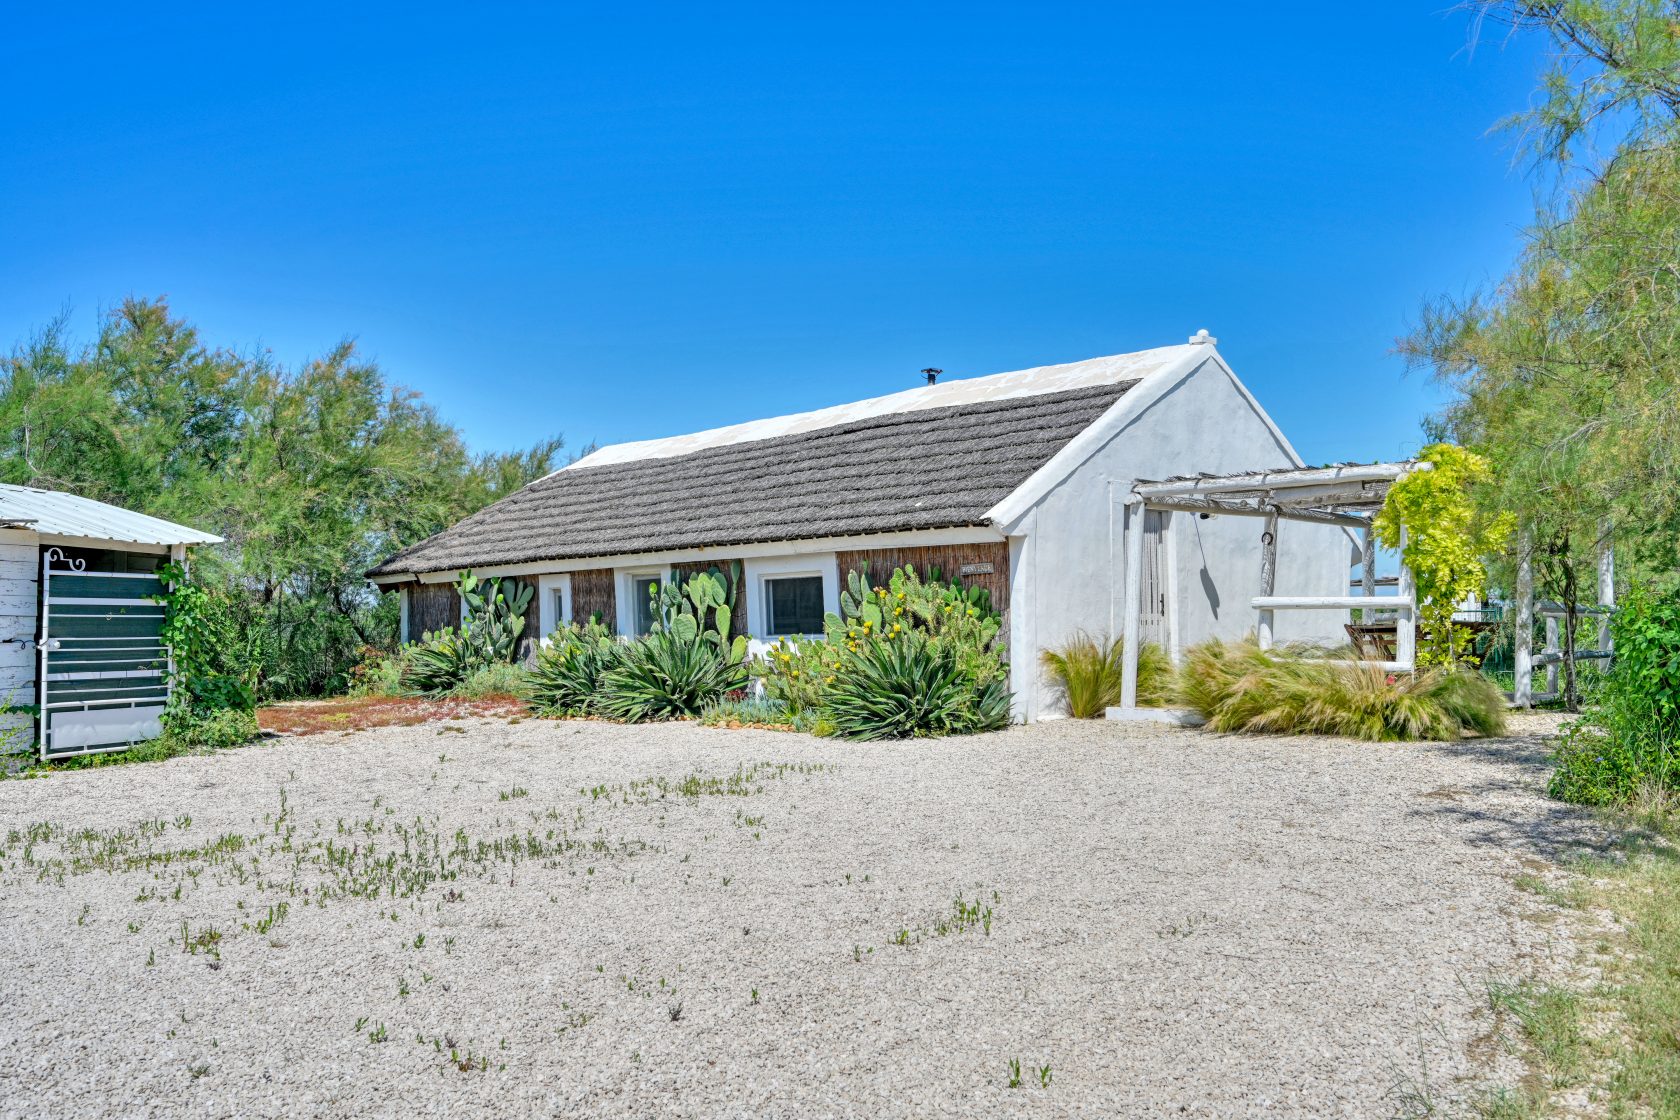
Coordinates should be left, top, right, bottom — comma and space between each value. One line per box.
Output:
0, 713, 1600, 1119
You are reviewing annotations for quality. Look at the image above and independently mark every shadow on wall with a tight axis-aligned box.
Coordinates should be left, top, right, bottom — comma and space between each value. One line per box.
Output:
1192, 518, 1220, 619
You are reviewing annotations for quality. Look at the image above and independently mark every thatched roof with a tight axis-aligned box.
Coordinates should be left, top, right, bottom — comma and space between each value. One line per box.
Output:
370, 380, 1137, 577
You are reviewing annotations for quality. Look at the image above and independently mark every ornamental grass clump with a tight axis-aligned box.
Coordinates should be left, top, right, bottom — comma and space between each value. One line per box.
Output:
1040, 633, 1175, 717
1180, 637, 1506, 742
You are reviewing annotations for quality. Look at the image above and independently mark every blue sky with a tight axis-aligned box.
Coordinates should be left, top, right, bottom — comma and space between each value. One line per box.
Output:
2, 4, 1546, 467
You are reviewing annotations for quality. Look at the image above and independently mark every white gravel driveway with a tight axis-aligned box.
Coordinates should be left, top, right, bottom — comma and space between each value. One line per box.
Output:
0, 714, 1595, 1118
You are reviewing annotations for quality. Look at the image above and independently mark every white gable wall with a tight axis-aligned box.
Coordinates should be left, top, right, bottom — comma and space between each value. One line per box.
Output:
1002, 355, 1353, 720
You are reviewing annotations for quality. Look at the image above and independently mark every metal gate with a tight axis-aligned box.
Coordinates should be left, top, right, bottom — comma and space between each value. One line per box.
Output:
37, 547, 171, 760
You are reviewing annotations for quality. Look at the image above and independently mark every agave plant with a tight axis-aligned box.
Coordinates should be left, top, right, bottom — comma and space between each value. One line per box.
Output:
527, 622, 622, 714
825, 634, 1012, 741
401, 628, 479, 695
596, 629, 749, 721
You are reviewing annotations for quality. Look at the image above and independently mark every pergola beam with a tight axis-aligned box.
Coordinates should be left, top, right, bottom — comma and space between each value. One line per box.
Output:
1138, 496, 1369, 529
1132, 461, 1421, 501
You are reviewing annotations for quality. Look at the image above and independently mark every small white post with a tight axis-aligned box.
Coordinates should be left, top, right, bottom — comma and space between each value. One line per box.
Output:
1514, 536, 1534, 709
1544, 616, 1560, 695
1395, 525, 1416, 670
1119, 499, 1146, 708
1598, 521, 1615, 654
1256, 510, 1279, 650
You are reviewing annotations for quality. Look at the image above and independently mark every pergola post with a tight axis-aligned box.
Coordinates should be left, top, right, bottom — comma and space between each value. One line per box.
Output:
1119, 498, 1146, 708
1360, 526, 1376, 622
1256, 509, 1279, 650
1394, 525, 1416, 669
1514, 534, 1534, 709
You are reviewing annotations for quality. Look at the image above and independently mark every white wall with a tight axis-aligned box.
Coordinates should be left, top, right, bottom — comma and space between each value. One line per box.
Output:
1009, 356, 1354, 719
0, 529, 38, 750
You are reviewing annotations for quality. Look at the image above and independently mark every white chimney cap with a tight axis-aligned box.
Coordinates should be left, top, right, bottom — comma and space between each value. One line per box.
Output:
1188, 328, 1217, 346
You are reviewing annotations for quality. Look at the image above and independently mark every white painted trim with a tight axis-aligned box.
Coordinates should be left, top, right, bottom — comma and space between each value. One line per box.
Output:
399, 586, 411, 644
537, 573, 573, 638
985, 349, 1209, 532
616, 565, 671, 636
378, 526, 1006, 585
744, 554, 838, 640
1007, 527, 1036, 722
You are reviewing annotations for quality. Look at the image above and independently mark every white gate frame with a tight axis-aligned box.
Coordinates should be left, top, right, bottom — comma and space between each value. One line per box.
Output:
36, 546, 174, 760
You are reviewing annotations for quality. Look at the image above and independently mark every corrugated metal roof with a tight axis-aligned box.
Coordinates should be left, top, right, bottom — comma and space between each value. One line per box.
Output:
0, 485, 222, 547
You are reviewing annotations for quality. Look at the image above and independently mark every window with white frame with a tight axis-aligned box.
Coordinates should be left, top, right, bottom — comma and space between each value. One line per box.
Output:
763, 574, 825, 636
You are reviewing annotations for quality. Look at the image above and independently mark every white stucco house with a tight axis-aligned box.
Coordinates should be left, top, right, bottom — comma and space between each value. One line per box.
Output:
369, 332, 1354, 720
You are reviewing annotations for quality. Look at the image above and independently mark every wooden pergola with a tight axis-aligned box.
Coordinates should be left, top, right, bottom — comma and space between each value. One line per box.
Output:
1115, 461, 1423, 714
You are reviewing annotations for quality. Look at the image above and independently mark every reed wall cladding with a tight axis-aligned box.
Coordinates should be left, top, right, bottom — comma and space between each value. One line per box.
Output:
569, 569, 617, 630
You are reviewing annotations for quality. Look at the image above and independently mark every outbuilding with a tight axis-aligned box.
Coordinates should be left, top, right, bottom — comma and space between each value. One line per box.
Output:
369, 333, 1356, 720
0, 485, 222, 759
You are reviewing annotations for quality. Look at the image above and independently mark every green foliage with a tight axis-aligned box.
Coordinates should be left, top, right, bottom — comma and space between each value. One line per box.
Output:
779, 563, 1013, 740
824, 636, 1011, 741
154, 562, 256, 718
527, 623, 622, 715
595, 629, 749, 721
458, 572, 534, 663
1039, 633, 1174, 717
401, 629, 479, 696
0, 298, 565, 700
1372, 445, 1513, 668
163, 708, 262, 751
1549, 587, 1680, 806
649, 569, 748, 662
399, 572, 535, 696
1179, 638, 1508, 742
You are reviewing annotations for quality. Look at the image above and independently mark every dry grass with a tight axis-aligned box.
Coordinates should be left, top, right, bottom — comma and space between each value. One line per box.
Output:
258, 694, 527, 736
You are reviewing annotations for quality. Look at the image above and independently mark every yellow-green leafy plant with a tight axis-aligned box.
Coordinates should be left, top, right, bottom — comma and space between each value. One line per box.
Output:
1040, 633, 1174, 718
1372, 444, 1513, 667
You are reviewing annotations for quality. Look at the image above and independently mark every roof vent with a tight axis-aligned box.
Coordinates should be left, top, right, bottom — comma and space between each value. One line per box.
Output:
921, 367, 942, 386
1188, 329, 1217, 346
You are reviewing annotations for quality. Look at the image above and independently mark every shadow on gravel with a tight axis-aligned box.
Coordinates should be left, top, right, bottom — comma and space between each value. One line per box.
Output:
1408, 732, 1615, 864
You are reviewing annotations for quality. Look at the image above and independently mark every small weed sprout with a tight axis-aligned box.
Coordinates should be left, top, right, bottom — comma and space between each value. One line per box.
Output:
1007, 1058, 1022, 1089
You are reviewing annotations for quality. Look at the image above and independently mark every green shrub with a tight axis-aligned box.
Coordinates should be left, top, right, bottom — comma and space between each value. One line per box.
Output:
401, 628, 478, 695
1040, 633, 1174, 717
825, 635, 1012, 741
700, 695, 796, 728
1548, 587, 1680, 806
528, 622, 622, 715
758, 638, 834, 714
1180, 638, 1507, 742
452, 661, 529, 699
163, 708, 261, 750
596, 630, 749, 721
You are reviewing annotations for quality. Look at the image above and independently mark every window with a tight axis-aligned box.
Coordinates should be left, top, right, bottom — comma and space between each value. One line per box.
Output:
631, 575, 660, 635
764, 575, 825, 636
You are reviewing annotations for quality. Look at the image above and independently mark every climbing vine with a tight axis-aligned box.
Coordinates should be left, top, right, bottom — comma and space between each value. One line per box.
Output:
1372, 444, 1513, 668
154, 563, 255, 717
